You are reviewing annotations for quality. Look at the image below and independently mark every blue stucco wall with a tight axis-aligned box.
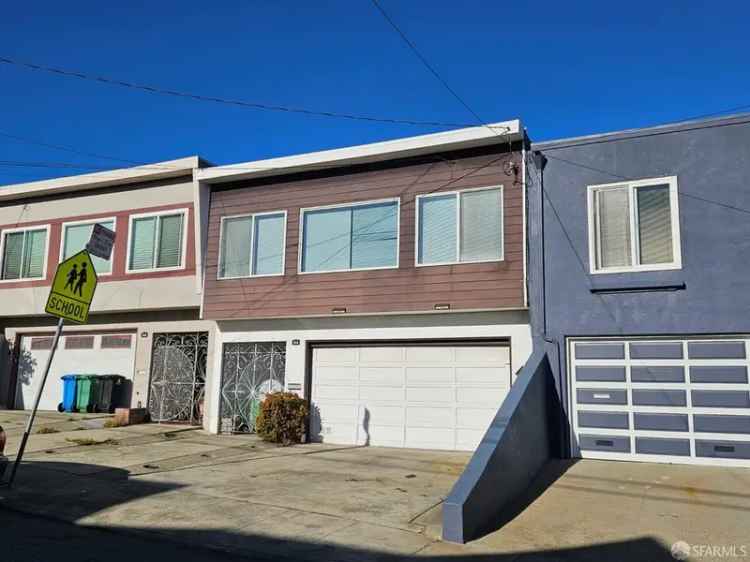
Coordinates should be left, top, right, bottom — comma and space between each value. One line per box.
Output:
529, 114, 750, 448
442, 349, 557, 543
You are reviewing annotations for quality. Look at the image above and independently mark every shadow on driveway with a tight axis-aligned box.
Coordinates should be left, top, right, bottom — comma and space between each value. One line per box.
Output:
0, 460, 678, 561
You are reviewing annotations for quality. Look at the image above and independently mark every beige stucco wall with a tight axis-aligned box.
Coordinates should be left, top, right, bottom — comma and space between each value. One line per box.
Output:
3, 317, 218, 424
0, 177, 194, 225
1, 276, 200, 316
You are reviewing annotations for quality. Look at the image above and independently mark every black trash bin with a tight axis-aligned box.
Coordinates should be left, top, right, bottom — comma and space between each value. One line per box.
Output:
97, 375, 126, 413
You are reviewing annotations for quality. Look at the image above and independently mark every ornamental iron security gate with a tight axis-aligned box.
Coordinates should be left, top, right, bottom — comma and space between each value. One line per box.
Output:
148, 332, 208, 424
220, 342, 286, 434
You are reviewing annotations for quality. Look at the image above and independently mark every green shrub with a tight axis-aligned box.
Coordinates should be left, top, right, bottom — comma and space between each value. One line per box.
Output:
255, 392, 308, 445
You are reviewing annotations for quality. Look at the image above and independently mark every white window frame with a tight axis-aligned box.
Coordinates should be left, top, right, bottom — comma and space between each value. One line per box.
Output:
587, 176, 682, 274
217, 210, 288, 280
125, 208, 189, 274
298, 197, 401, 275
414, 185, 505, 267
60, 216, 117, 277
0, 224, 51, 282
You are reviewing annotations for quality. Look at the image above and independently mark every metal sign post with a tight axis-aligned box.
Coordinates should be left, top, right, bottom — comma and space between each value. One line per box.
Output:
3, 237, 106, 486
5, 317, 64, 488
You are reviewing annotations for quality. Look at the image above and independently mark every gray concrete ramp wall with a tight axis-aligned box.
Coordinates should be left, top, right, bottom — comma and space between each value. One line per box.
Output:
442, 349, 557, 543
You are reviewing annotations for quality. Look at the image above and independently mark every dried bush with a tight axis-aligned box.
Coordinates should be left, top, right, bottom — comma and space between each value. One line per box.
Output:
255, 392, 308, 445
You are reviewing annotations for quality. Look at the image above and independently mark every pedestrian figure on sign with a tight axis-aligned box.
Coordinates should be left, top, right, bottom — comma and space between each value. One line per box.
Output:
74, 262, 87, 297
64, 264, 78, 292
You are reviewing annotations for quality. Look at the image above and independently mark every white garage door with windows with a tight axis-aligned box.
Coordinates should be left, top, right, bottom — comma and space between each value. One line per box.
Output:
311, 342, 511, 451
14, 332, 136, 411
570, 337, 750, 467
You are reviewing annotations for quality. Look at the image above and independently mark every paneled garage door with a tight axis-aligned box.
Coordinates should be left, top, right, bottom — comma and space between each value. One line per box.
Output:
14, 332, 136, 411
310, 342, 511, 451
570, 338, 750, 467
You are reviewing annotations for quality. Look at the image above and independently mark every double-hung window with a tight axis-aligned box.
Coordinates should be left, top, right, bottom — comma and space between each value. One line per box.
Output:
218, 211, 286, 278
416, 186, 503, 265
588, 177, 681, 273
1, 226, 48, 280
300, 199, 399, 273
128, 210, 186, 272
62, 218, 116, 274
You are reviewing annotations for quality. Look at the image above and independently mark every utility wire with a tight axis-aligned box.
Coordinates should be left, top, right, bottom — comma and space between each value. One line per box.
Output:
677, 103, 750, 122
217, 152, 512, 269
0, 55, 475, 129
369, 0, 486, 127
0, 130, 147, 167
542, 153, 750, 216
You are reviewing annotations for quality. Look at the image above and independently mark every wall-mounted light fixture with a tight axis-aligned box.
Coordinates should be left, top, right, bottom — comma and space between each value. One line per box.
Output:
434, 303, 451, 311
331, 307, 347, 314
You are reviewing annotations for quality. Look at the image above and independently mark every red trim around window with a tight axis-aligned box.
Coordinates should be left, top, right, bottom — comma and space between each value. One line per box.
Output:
0, 202, 195, 289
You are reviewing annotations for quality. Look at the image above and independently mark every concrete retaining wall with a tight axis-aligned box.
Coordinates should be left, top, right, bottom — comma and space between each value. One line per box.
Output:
442, 349, 557, 543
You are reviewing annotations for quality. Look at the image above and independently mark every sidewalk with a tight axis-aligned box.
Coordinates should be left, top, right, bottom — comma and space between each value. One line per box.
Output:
1, 411, 748, 561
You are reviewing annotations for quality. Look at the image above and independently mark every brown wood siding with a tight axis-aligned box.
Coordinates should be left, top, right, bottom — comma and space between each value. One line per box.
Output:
203, 147, 525, 319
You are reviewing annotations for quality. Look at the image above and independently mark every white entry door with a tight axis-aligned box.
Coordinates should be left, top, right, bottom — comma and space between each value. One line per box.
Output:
311, 343, 511, 451
14, 332, 136, 411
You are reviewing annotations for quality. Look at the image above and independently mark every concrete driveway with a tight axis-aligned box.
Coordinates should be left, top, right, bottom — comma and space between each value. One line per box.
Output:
1, 411, 749, 561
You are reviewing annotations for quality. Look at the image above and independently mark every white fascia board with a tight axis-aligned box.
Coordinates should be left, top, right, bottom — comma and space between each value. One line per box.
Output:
197, 120, 521, 184
0, 156, 201, 203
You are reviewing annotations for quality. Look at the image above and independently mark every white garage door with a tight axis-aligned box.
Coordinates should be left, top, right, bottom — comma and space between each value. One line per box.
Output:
570, 338, 750, 467
311, 343, 511, 451
14, 332, 137, 411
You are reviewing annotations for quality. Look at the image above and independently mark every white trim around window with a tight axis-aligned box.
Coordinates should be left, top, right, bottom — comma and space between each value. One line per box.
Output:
217, 210, 288, 280
125, 208, 189, 274
0, 224, 51, 282
587, 176, 682, 274
297, 197, 401, 275
59, 216, 117, 276
414, 185, 504, 267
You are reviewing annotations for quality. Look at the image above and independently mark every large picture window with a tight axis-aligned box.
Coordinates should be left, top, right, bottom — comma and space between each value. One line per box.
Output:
128, 210, 186, 272
62, 218, 115, 274
300, 199, 399, 273
218, 211, 286, 279
1, 226, 48, 281
588, 177, 681, 273
416, 186, 503, 266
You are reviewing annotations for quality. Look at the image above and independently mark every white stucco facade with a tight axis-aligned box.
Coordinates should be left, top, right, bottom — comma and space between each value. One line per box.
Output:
206, 310, 532, 436
4, 318, 217, 420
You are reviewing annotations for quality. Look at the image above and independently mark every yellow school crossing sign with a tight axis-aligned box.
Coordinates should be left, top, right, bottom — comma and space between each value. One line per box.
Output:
45, 250, 98, 323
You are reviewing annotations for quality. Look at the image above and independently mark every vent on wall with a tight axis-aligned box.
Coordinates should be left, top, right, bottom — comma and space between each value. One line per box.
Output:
65, 335, 95, 350
30, 337, 54, 350
101, 334, 133, 349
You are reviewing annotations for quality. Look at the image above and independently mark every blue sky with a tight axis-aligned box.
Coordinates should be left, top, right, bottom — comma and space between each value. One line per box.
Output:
1, 1, 749, 184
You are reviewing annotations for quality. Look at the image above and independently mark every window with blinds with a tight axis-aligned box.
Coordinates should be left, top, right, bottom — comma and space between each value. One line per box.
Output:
300, 200, 398, 273
417, 187, 503, 265
63, 219, 115, 273
590, 177, 680, 273
218, 212, 286, 278
128, 212, 185, 271
1, 227, 47, 280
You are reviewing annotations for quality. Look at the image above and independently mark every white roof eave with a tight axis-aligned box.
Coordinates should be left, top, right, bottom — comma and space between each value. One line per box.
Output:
0, 156, 201, 203
197, 120, 521, 184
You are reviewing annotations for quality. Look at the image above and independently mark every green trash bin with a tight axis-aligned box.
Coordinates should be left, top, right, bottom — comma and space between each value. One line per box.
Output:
75, 375, 105, 413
